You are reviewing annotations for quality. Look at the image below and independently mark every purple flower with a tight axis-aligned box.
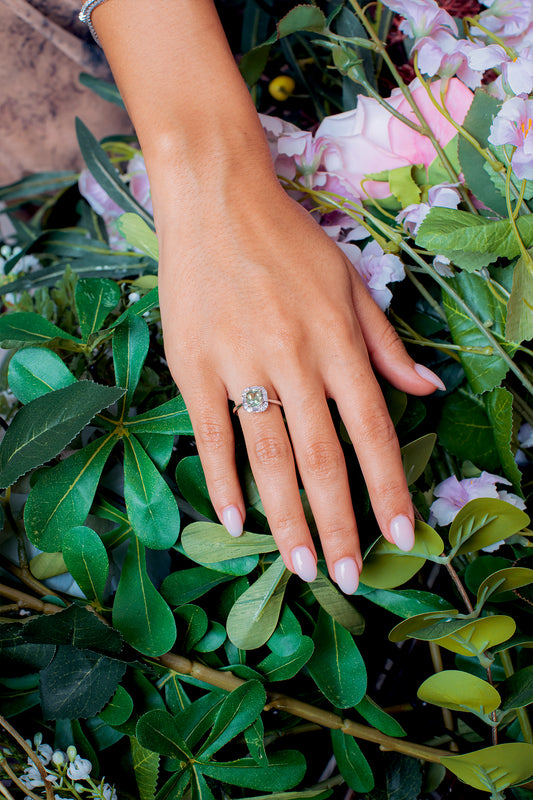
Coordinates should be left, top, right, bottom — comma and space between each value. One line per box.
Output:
396, 182, 461, 235
467, 44, 533, 96
338, 239, 405, 310
382, 0, 457, 40
430, 471, 525, 526
477, 0, 533, 41
488, 95, 533, 179
416, 35, 486, 88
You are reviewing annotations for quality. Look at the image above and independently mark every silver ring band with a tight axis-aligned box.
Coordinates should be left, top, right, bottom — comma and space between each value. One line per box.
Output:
233, 385, 283, 415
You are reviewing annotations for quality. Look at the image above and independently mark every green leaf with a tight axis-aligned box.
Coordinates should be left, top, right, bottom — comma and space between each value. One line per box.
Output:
442, 271, 517, 394
437, 392, 499, 471
226, 556, 290, 650
477, 567, 533, 607
24, 434, 117, 551
457, 89, 507, 216
358, 586, 453, 619
506, 253, 533, 344
0, 381, 123, 489
112, 538, 177, 656
174, 605, 209, 651
194, 622, 227, 653
191, 768, 215, 800
239, 44, 271, 87
276, 6, 326, 39
76, 118, 154, 229
441, 743, 533, 793
0, 312, 80, 347
29, 552, 67, 580
161, 567, 233, 606
99, 685, 134, 726
385, 754, 422, 800
175, 694, 223, 748
244, 717, 267, 765
116, 214, 159, 261
62, 525, 109, 604
0, 171, 78, 202
79, 72, 125, 108
331, 729, 374, 792
416, 208, 533, 267
417, 670, 501, 715
388, 610, 459, 643
449, 498, 529, 555
485, 386, 523, 488
200, 751, 306, 791
8, 347, 77, 404
75, 278, 121, 341
23, 604, 122, 654
354, 696, 406, 738
123, 434, 180, 550
389, 166, 420, 208
136, 709, 192, 759
498, 665, 533, 711
401, 433, 437, 485
113, 314, 150, 412
131, 737, 160, 800
40, 645, 126, 720
394, 614, 516, 658
125, 395, 193, 435
136, 433, 174, 471
258, 636, 314, 681
360, 522, 444, 589
307, 607, 367, 708
309, 568, 365, 634
267, 605, 302, 656
175, 456, 216, 520
200, 681, 266, 759
181, 522, 278, 563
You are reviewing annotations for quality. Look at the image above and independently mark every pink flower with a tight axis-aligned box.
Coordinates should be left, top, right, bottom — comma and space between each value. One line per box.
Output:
430, 471, 525, 526
417, 35, 487, 88
477, 0, 533, 41
488, 95, 533, 179
396, 181, 461, 235
467, 44, 533, 96
338, 239, 405, 310
382, 0, 457, 40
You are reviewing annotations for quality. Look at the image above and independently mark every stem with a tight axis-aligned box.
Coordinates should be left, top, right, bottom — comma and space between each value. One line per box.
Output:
499, 649, 533, 744
0, 583, 62, 615
0, 716, 54, 800
404, 266, 447, 321
505, 162, 533, 276
0, 758, 43, 800
445, 561, 474, 614
156, 653, 450, 764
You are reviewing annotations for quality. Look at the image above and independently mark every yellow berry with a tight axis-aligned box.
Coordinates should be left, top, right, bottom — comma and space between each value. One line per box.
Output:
268, 75, 296, 101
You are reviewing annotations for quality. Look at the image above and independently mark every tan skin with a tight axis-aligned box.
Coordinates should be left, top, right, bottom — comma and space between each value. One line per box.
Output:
92, 0, 442, 593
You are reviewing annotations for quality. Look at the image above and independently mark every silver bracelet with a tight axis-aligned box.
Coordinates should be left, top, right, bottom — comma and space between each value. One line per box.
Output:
79, 0, 113, 45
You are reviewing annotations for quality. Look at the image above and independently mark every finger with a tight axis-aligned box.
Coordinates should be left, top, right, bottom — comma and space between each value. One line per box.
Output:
283, 382, 362, 595
178, 376, 246, 538
331, 360, 415, 553
233, 383, 317, 583
349, 269, 446, 394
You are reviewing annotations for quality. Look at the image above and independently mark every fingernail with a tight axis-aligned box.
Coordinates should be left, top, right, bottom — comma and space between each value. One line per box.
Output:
390, 515, 415, 551
222, 505, 243, 538
414, 363, 446, 391
291, 546, 317, 582
334, 557, 359, 595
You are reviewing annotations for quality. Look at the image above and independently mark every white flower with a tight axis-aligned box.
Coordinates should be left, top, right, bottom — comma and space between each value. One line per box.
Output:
102, 783, 118, 800
67, 755, 92, 780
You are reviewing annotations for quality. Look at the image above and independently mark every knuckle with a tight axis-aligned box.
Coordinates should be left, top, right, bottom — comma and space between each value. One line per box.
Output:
376, 322, 404, 355
195, 418, 231, 452
301, 440, 343, 480
253, 434, 290, 469
270, 510, 305, 536
355, 407, 397, 448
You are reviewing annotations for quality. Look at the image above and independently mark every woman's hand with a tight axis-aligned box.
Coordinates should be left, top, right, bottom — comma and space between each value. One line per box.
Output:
156, 165, 441, 594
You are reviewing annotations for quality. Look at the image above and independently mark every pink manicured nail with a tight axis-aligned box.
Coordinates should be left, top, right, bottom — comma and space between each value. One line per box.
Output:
390, 515, 415, 551
291, 546, 317, 582
334, 558, 359, 595
222, 505, 243, 538
414, 363, 446, 391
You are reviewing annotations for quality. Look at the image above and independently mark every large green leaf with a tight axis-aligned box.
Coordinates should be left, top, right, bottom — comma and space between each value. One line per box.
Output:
442, 272, 517, 393
62, 525, 110, 604
113, 314, 150, 413
417, 670, 501, 715
393, 614, 516, 659
136, 709, 192, 759
267, 605, 303, 656
360, 522, 444, 589
485, 386, 522, 488
125, 395, 193, 435
226, 556, 290, 650
24, 433, 116, 551
506, 253, 533, 344
477, 567, 533, 607
131, 737, 160, 800
441, 744, 533, 793
181, 522, 278, 563
75, 278, 121, 341
0, 381, 123, 489
200, 751, 306, 791
199, 681, 266, 759
437, 393, 499, 471
8, 347, 77, 404
400, 433, 437, 485
161, 566, 233, 606
331, 729, 374, 792
112, 538, 177, 656
175, 456, 216, 521
307, 607, 367, 708
98, 685, 134, 726
309, 568, 365, 634
498, 665, 533, 711
123, 434, 180, 549
358, 586, 453, 619
449, 498, 529, 555
0, 312, 80, 347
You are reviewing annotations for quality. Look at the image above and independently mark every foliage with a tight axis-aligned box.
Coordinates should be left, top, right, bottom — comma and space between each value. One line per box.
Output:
1, 1, 533, 800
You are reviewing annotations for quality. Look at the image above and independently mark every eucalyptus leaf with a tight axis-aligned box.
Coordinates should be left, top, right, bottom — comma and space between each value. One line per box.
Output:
8, 347, 77, 404
441, 743, 533, 793
62, 525, 109, 604
226, 556, 290, 650
307, 607, 367, 708
417, 670, 501, 715
112, 538, 177, 656
0, 381, 123, 489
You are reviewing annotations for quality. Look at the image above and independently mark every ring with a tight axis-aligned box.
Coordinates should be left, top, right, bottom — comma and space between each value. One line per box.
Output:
233, 385, 283, 415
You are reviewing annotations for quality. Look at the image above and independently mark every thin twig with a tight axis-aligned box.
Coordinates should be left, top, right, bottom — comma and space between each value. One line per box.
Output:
0, 716, 53, 800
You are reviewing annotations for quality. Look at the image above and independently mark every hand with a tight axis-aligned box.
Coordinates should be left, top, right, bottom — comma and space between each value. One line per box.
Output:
156, 165, 442, 594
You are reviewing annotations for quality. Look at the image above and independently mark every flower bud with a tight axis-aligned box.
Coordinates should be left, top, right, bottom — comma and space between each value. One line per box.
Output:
66, 745, 77, 762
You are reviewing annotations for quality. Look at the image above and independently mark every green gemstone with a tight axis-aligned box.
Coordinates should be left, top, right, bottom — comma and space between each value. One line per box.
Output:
246, 389, 263, 406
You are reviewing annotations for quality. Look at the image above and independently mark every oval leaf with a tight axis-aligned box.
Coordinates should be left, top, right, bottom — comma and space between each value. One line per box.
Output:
441, 743, 533, 793
309, 568, 365, 635
62, 525, 110, 604
75, 278, 121, 341
450, 498, 529, 555
477, 567, 533, 606
181, 522, 279, 563
360, 522, 444, 589
8, 347, 77, 404
417, 670, 501, 715
199, 681, 266, 759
